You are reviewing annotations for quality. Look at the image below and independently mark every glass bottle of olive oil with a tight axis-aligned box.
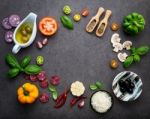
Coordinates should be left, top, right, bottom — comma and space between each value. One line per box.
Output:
15, 22, 33, 44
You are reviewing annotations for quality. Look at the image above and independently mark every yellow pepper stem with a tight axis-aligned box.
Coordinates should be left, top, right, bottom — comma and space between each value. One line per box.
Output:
22, 87, 29, 96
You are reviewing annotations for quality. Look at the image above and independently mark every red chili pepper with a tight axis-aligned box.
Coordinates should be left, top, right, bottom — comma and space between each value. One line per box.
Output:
54, 89, 70, 108
70, 96, 87, 107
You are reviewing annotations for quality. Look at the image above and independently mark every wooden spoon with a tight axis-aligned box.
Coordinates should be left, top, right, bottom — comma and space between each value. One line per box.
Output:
96, 10, 112, 37
86, 7, 105, 33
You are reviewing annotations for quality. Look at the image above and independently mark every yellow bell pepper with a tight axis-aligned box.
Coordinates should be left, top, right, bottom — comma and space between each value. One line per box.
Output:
17, 83, 39, 104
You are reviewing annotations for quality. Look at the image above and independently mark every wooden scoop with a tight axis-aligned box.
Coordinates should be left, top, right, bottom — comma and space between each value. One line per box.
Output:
96, 10, 112, 37
86, 7, 105, 33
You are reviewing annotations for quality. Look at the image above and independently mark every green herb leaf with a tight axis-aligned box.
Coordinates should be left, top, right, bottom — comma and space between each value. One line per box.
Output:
7, 68, 20, 78
24, 65, 42, 74
5, 54, 21, 69
52, 91, 58, 100
136, 46, 149, 55
131, 47, 136, 54
133, 54, 141, 63
95, 81, 102, 89
123, 56, 134, 68
90, 85, 98, 90
21, 55, 31, 68
48, 85, 56, 92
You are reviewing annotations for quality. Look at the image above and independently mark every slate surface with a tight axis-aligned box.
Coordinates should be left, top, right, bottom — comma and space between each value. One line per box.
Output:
0, 0, 150, 119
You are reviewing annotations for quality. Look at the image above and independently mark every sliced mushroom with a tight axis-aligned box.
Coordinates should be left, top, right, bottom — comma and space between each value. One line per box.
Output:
113, 42, 123, 52
123, 41, 132, 50
111, 33, 121, 44
117, 52, 128, 62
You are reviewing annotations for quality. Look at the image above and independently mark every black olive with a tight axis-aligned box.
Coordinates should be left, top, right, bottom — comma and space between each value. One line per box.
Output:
130, 82, 135, 89
127, 88, 133, 94
118, 80, 124, 86
120, 87, 126, 94
124, 80, 130, 88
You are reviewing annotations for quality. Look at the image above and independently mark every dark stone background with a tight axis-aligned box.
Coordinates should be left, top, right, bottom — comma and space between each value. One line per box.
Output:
0, 0, 150, 119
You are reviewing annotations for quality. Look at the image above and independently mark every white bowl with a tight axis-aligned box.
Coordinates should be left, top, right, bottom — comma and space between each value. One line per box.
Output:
112, 71, 143, 101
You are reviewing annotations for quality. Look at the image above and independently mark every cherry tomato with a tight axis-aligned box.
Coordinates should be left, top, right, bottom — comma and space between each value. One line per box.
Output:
39, 17, 58, 36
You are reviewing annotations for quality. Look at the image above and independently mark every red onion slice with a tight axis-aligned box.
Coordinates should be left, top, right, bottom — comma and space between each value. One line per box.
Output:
9, 14, 21, 27
37, 71, 46, 81
2, 17, 12, 30
39, 93, 49, 103
40, 80, 49, 88
5, 31, 13, 43
50, 75, 60, 85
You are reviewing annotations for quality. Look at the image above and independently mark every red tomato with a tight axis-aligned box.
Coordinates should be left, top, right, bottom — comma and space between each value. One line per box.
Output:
39, 17, 58, 36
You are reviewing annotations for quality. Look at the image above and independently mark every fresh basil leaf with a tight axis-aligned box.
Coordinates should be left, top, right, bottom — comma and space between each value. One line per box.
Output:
24, 65, 42, 74
136, 46, 149, 55
90, 85, 97, 90
7, 68, 20, 78
21, 55, 31, 68
48, 85, 56, 92
123, 56, 134, 68
133, 54, 141, 63
5, 53, 21, 69
95, 81, 102, 89
131, 47, 136, 54
52, 91, 58, 100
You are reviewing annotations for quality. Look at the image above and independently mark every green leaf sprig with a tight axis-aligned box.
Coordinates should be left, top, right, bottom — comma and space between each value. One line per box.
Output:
90, 81, 103, 91
5, 53, 42, 78
124, 46, 149, 68
48, 85, 58, 100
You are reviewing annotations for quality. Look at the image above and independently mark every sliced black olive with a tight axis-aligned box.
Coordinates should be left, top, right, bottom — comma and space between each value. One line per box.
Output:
127, 88, 133, 94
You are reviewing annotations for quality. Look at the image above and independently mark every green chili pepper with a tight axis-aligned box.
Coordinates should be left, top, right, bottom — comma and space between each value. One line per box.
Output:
123, 12, 145, 35
60, 15, 74, 30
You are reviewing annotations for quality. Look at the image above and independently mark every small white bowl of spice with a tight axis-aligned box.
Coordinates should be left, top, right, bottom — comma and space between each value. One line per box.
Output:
90, 90, 113, 114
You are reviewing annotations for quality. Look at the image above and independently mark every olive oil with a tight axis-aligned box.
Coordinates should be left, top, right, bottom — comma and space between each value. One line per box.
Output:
15, 22, 33, 44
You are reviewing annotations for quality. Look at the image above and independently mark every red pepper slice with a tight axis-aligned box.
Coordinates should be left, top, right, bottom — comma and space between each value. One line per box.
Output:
54, 89, 70, 108
70, 96, 87, 107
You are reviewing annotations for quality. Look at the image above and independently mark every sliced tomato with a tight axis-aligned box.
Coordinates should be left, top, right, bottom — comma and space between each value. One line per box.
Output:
39, 17, 58, 36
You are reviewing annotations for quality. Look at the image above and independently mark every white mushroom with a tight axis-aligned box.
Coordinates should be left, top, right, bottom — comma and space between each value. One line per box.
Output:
123, 41, 132, 50
113, 42, 123, 53
111, 33, 121, 44
117, 52, 128, 62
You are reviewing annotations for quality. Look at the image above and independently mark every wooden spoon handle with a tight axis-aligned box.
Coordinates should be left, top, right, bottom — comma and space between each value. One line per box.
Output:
103, 10, 112, 21
95, 7, 105, 20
